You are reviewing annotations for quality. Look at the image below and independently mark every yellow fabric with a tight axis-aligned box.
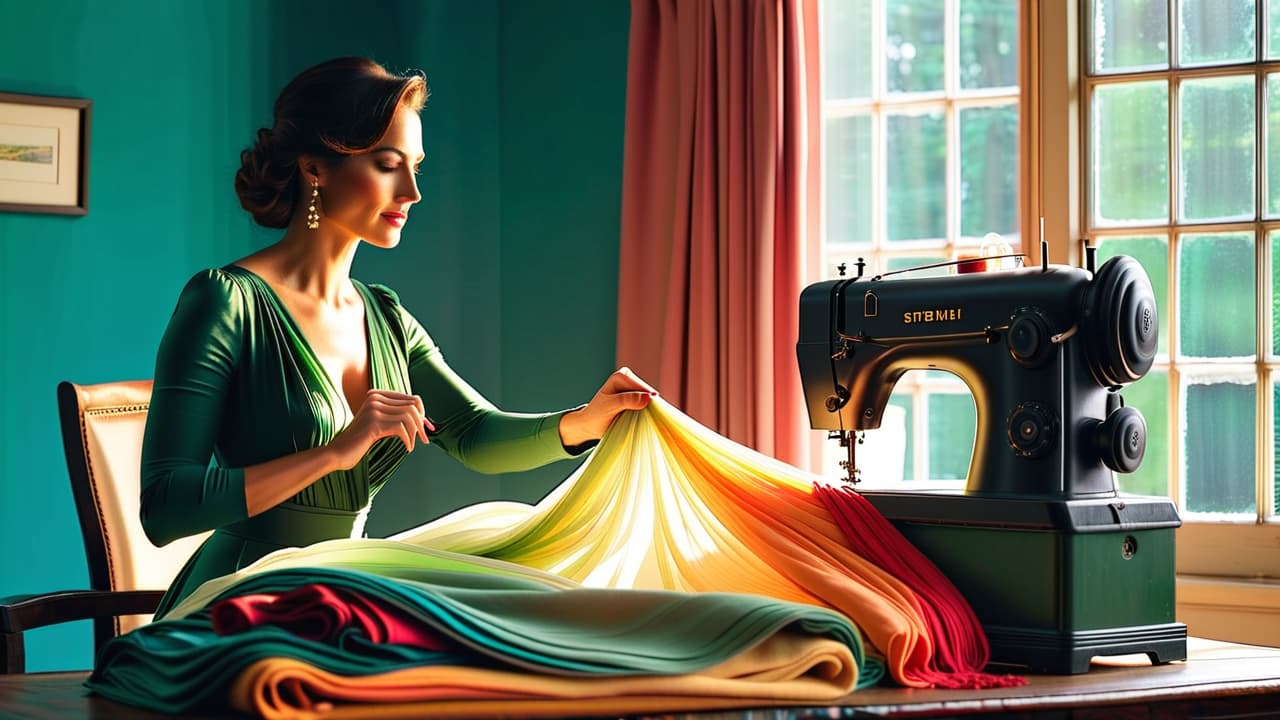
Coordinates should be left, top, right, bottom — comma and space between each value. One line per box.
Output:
229, 630, 856, 719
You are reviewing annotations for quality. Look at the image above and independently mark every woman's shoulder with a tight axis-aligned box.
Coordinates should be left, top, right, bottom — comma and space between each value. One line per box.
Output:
357, 280, 403, 307
355, 280, 433, 347
171, 266, 254, 315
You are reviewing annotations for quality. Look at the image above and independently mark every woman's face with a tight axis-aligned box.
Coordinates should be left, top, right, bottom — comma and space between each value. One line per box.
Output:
317, 106, 424, 248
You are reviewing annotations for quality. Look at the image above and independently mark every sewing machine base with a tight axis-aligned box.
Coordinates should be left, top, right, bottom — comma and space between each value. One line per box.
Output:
861, 490, 1187, 675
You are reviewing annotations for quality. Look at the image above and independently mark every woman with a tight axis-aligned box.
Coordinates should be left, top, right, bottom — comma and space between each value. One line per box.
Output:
140, 56, 655, 617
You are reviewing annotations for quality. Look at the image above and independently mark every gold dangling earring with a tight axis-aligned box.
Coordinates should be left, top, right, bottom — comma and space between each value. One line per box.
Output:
306, 178, 320, 229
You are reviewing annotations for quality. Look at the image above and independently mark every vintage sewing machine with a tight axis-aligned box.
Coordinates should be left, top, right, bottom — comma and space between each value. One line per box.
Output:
796, 245, 1187, 674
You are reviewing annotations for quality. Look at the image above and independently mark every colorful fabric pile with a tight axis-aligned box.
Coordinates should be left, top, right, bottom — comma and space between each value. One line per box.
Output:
90, 397, 1019, 717
88, 558, 878, 717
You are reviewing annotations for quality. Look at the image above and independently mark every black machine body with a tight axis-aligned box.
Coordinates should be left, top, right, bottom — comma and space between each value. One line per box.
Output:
796, 254, 1185, 674
797, 256, 1158, 498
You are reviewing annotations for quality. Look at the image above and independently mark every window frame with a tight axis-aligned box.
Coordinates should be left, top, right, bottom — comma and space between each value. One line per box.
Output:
817, 0, 1280, 585
815, 0, 1020, 483
1064, 0, 1280, 580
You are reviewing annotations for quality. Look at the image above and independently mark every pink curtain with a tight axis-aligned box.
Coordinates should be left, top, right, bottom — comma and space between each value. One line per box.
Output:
616, 0, 822, 466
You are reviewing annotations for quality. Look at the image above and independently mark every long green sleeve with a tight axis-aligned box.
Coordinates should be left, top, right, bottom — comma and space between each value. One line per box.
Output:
140, 270, 250, 547
372, 284, 584, 475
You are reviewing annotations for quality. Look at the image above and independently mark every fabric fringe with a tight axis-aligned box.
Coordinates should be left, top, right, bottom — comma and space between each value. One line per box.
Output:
814, 483, 1026, 689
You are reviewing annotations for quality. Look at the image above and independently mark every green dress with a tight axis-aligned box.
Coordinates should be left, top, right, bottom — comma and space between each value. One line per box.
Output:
141, 266, 581, 617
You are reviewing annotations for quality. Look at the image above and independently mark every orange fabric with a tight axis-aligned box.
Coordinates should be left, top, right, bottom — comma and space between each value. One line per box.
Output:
616, 0, 820, 466
229, 630, 857, 719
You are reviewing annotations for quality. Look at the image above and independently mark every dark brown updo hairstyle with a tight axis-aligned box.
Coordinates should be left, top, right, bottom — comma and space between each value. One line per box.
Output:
235, 57, 428, 228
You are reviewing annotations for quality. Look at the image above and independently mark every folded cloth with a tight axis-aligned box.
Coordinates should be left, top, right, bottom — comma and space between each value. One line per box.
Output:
87, 563, 881, 715
212, 583, 454, 651
230, 630, 858, 720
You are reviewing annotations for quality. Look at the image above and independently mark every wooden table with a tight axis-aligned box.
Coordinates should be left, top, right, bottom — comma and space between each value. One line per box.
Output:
2, 638, 1278, 719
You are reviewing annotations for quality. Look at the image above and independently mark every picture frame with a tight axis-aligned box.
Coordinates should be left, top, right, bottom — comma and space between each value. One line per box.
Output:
0, 91, 91, 215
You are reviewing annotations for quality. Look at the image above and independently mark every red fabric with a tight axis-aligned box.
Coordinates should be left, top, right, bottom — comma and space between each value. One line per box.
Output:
211, 583, 452, 652
813, 483, 1027, 689
616, 0, 820, 468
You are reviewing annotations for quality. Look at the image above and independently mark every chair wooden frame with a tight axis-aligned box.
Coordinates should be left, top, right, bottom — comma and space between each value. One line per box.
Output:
0, 381, 164, 673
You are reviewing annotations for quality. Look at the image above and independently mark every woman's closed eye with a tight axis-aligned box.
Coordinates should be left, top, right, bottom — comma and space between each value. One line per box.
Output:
377, 162, 422, 176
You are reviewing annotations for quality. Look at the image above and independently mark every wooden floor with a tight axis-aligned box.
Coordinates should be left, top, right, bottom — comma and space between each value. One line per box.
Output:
1, 638, 1278, 718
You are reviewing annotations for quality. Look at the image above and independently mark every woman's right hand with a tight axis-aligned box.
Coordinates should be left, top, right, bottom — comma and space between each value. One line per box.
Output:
328, 389, 435, 470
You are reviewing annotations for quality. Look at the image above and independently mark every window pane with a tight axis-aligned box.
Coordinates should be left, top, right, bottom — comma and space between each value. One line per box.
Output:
1180, 75, 1256, 222
959, 105, 1018, 239
1090, 0, 1169, 73
1179, 233, 1256, 359
1093, 81, 1169, 225
1183, 377, 1257, 515
1270, 0, 1280, 59
927, 392, 975, 480
1272, 232, 1280, 357
887, 111, 945, 242
1273, 378, 1280, 516
1268, 74, 1280, 217
853, 400, 909, 484
887, 255, 950, 279
886, 0, 945, 94
823, 0, 872, 99
1179, 0, 1256, 67
1117, 370, 1169, 497
959, 0, 1017, 89
826, 115, 873, 245
891, 395, 915, 481
1096, 235, 1170, 357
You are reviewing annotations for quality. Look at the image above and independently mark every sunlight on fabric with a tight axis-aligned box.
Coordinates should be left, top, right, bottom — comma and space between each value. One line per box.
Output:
169, 397, 1015, 690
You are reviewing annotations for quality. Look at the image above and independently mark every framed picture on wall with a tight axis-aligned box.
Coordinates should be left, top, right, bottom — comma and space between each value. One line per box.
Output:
0, 92, 91, 215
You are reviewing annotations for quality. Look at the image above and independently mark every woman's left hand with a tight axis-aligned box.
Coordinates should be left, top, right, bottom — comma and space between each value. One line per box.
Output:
558, 367, 658, 449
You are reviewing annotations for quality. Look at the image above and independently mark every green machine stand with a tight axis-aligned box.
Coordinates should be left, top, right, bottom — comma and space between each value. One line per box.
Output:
862, 490, 1187, 674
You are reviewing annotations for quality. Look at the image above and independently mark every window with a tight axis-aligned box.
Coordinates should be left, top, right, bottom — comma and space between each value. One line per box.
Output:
819, 0, 1020, 482
816, 0, 1280, 645
1082, 0, 1279, 577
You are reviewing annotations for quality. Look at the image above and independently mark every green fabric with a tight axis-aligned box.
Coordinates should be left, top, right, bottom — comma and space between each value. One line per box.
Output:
85, 564, 880, 715
142, 266, 580, 616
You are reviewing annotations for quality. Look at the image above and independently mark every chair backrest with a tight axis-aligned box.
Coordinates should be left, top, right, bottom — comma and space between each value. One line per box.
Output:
57, 380, 211, 637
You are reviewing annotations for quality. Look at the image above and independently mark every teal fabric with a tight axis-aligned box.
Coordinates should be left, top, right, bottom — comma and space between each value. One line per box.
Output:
85, 565, 881, 715
142, 267, 581, 616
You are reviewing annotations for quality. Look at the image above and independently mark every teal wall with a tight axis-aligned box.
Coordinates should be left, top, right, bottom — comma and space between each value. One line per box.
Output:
0, 0, 629, 670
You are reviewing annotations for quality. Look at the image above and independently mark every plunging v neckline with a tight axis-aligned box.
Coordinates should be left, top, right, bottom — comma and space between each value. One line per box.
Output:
226, 264, 376, 419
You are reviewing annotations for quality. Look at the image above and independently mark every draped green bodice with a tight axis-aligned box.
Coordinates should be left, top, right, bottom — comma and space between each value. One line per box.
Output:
141, 267, 580, 615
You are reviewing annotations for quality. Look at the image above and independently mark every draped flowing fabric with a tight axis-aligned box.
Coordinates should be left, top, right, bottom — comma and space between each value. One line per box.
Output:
90, 400, 1021, 716
390, 398, 1018, 689
615, 0, 822, 467
163, 398, 1018, 691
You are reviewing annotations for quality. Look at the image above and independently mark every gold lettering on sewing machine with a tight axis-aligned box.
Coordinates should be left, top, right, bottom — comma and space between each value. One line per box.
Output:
902, 308, 963, 324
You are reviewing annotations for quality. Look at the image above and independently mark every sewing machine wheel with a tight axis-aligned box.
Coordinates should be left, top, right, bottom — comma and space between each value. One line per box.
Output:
1083, 256, 1158, 387
1092, 405, 1147, 473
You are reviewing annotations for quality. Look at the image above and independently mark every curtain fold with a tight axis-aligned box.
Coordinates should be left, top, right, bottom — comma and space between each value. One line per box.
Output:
616, 0, 820, 466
